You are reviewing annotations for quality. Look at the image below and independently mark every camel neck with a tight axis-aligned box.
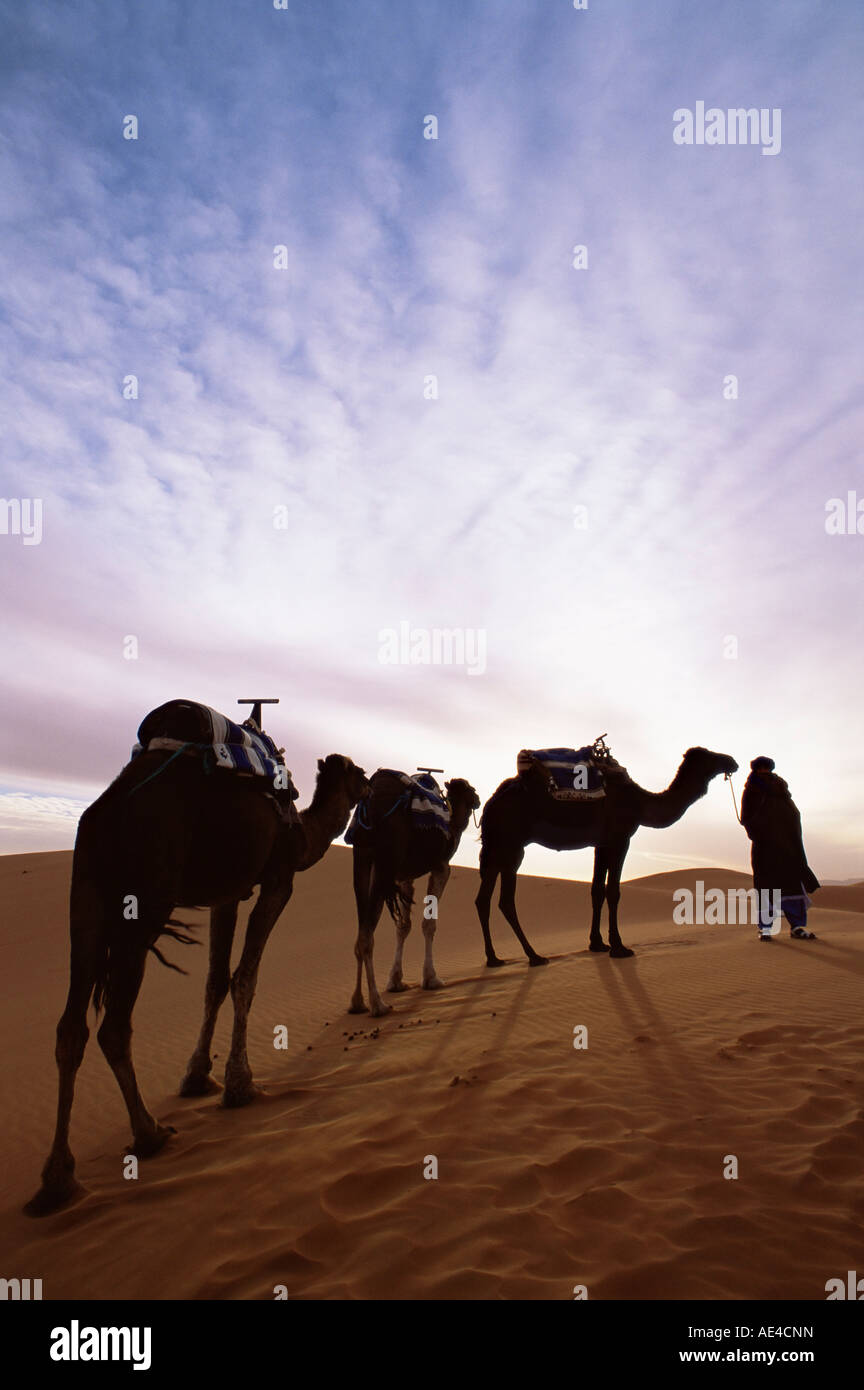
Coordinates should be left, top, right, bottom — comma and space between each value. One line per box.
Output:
300, 789, 352, 867
636, 765, 710, 829
447, 811, 472, 852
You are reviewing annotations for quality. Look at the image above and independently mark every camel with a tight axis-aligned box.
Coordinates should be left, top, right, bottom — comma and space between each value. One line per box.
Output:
25, 748, 368, 1217
349, 772, 481, 1017
475, 746, 738, 964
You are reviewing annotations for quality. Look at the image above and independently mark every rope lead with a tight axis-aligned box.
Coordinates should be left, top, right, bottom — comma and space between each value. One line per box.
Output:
725, 773, 743, 825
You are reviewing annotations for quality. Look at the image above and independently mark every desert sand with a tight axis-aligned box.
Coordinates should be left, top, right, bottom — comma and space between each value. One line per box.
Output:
1, 849, 862, 1300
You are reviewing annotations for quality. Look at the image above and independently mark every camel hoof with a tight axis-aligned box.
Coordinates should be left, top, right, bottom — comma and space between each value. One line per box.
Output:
386, 981, 409, 993
221, 1085, 261, 1109
528, 955, 549, 967
609, 946, 635, 959
348, 1001, 369, 1014
422, 976, 446, 991
589, 940, 611, 953
23, 1178, 86, 1218
485, 956, 507, 968
370, 1001, 393, 1018
179, 1073, 221, 1097
131, 1123, 176, 1158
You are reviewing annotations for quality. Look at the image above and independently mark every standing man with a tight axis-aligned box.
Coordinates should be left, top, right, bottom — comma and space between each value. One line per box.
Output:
740, 756, 820, 941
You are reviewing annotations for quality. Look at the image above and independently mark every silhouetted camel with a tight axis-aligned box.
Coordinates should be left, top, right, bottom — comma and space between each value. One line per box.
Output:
25, 750, 367, 1217
349, 772, 481, 1016
476, 746, 737, 964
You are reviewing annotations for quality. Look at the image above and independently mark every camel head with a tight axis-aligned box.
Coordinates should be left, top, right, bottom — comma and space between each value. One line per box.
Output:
679, 747, 739, 784
316, 754, 370, 805
444, 777, 481, 829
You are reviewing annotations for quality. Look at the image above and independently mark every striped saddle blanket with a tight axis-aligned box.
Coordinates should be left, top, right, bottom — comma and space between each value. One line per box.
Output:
132, 699, 296, 794
344, 769, 451, 844
517, 746, 608, 801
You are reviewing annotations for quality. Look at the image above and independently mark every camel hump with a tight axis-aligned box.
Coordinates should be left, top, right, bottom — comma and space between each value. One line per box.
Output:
516, 745, 630, 801
137, 699, 220, 747
370, 768, 445, 803
344, 768, 450, 844
132, 699, 296, 796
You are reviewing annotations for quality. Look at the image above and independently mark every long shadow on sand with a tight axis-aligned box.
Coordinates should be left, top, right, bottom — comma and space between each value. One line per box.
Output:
591, 954, 729, 1119
770, 937, 864, 980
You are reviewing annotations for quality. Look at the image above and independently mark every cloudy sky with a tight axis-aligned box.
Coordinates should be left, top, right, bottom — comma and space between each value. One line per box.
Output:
1, 0, 862, 881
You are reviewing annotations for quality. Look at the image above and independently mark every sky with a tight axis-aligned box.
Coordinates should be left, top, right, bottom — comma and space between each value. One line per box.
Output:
1, 0, 862, 881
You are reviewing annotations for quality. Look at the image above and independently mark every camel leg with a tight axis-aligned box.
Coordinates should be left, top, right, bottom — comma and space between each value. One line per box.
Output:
358, 923, 392, 1016
350, 860, 392, 1017
350, 936, 367, 1013
476, 850, 506, 967
589, 848, 611, 952
180, 901, 238, 1096
422, 865, 449, 989
97, 935, 176, 1158
606, 842, 634, 959
24, 923, 104, 1216
223, 881, 292, 1107
386, 881, 413, 992
499, 866, 548, 966
350, 848, 374, 1012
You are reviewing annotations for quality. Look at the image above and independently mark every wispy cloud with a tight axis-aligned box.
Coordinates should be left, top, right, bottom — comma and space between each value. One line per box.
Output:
1, 0, 862, 879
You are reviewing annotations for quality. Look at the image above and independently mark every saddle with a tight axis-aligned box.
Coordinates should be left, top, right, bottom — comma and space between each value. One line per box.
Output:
131, 699, 301, 824
517, 736, 628, 802
344, 768, 451, 844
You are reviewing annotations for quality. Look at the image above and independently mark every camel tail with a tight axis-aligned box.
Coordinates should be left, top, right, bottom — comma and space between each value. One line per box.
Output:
91, 959, 110, 1018
385, 881, 414, 923
91, 918, 201, 1014
147, 918, 201, 976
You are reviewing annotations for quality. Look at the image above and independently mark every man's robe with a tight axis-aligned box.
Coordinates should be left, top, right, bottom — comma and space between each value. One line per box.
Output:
740, 771, 820, 897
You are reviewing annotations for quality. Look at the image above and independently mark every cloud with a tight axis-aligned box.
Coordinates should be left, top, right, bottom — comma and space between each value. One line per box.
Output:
1, 1, 862, 879
0, 791, 88, 852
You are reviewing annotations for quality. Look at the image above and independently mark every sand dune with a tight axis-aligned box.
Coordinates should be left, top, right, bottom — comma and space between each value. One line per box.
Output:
1, 848, 862, 1300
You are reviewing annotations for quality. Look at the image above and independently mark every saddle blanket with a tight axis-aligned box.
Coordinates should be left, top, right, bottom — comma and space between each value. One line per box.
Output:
132, 699, 295, 791
517, 746, 607, 801
345, 769, 451, 844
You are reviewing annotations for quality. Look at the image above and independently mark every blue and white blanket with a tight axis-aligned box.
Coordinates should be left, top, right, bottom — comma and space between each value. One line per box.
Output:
517, 747, 607, 800
344, 769, 451, 844
132, 700, 293, 789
